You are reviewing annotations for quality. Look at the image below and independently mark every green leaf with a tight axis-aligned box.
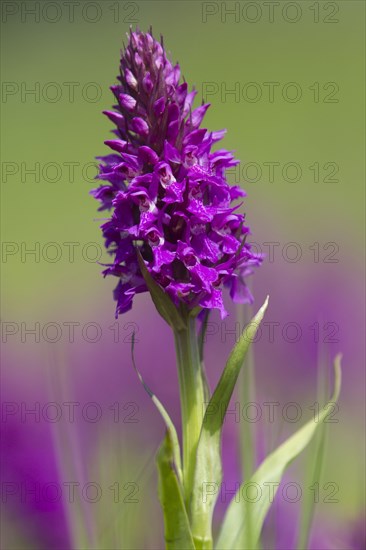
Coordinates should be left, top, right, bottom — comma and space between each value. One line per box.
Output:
131, 333, 183, 485
215, 354, 342, 550
157, 432, 196, 550
190, 297, 269, 548
137, 250, 186, 330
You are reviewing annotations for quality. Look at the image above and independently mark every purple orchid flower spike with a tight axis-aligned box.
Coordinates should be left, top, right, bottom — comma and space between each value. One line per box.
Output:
92, 28, 262, 319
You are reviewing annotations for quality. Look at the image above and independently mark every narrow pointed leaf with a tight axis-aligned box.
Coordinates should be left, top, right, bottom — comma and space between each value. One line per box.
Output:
157, 432, 196, 550
137, 250, 186, 330
216, 355, 342, 550
190, 297, 269, 547
131, 333, 183, 485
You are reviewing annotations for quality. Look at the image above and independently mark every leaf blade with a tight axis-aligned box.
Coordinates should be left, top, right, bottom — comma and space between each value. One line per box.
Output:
216, 355, 342, 550
190, 297, 269, 546
157, 432, 196, 550
131, 333, 183, 485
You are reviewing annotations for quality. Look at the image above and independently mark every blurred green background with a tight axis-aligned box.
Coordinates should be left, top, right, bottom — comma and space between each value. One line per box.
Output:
1, 1, 365, 548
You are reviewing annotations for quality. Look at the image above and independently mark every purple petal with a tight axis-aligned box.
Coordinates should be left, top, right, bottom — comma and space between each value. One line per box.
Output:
164, 141, 181, 164
229, 276, 254, 305
138, 146, 159, 166
152, 247, 176, 271
199, 288, 228, 319
125, 68, 138, 90
103, 110, 125, 127
154, 97, 166, 117
131, 117, 149, 136
119, 93, 136, 111
188, 103, 210, 128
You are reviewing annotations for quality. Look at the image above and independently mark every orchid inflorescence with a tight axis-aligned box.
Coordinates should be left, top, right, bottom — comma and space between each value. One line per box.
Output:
92, 29, 262, 319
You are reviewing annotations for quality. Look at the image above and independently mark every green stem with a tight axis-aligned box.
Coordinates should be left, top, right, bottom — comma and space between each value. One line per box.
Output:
194, 539, 213, 550
174, 314, 205, 514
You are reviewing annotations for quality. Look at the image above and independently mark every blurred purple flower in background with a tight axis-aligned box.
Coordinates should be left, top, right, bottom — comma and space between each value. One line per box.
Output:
92, 29, 261, 318
0, 306, 173, 549
1, 273, 364, 548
